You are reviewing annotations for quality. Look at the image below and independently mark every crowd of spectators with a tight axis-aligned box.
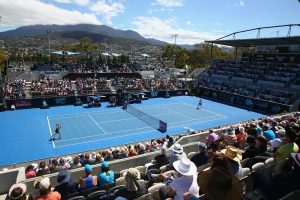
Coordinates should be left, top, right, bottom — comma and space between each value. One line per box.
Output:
31, 75, 75, 97
75, 77, 111, 95
5, 79, 27, 99
111, 77, 142, 91
5, 112, 300, 200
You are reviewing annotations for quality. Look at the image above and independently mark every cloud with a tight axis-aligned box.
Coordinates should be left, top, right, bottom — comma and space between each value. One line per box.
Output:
90, 0, 124, 25
131, 16, 220, 45
54, 0, 90, 6
156, 0, 183, 7
0, 0, 100, 31
234, 0, 245, 7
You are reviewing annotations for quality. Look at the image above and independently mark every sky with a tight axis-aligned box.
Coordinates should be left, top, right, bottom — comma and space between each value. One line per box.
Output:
0, 0, 300, 44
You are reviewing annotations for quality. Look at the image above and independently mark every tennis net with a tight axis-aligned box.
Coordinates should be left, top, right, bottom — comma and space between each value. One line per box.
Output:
126, 104, 167, 133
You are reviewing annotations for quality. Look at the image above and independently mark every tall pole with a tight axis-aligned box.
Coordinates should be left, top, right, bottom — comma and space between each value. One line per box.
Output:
46, 30, 51, 63
172, 34, 178, 68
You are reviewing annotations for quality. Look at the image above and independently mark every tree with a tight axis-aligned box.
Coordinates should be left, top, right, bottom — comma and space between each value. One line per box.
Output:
0, 50, 7, 75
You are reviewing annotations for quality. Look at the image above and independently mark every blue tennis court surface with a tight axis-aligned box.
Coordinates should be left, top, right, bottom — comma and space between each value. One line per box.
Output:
0, 96, 266, 166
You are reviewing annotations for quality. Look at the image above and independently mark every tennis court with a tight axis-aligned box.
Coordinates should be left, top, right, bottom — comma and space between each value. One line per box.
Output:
0, 96, 266, 166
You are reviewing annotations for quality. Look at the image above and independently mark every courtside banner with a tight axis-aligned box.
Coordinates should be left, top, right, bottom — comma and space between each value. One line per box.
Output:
15, 100, 32, 108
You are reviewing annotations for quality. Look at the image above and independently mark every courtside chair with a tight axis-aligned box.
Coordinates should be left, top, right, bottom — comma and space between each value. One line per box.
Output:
251, 162, 265, 173
264, 157, 275, 167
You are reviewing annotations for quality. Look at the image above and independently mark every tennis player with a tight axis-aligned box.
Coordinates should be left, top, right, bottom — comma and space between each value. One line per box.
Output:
197, 98, 202, 110
55, 123, 62, 139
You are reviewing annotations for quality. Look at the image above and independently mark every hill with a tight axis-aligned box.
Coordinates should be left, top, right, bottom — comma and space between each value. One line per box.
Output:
0, 24, 167, 46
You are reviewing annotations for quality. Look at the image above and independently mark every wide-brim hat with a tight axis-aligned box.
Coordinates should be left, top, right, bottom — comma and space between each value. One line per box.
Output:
220, 146, 242, 162
173, 156, 197, 176
171, 143, 183, 154
9, 183, 27, 200
57, 170, 71, 184
197, 166, 243, 200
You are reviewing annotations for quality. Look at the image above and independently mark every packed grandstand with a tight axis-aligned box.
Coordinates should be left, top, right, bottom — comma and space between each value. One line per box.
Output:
1, 25, 300, 200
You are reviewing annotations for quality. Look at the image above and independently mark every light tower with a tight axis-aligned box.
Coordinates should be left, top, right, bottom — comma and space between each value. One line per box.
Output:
46, 30, 51, 63
171, 34, 178, 67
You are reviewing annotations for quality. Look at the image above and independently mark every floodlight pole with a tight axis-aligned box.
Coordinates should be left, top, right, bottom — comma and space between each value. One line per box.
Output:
172, 34, 178, 68
46, 30, 51, 63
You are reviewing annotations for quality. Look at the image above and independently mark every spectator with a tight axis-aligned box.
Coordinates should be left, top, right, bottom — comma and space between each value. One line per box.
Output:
93, 153, 103, 165
166, 135, 174, 148
137, 144, 146, 155
236, 126, 247, 148
190, 142, 208, 167
152, 147, 169, 168
247, 123, 258, 137
243, 135, 260, 159
36, 162, 49, 176
97, 161, 115, 189
25, 165, 36, 179
49, 159, 63, 173
54, 170, 78, 198
256, 135, 269, 155
274, 130, 299, 162
262, 125, 275, 141
115, 168, 147, 199
268, 129, 285, 151
35, 177, 61, 200
220, 145, 243, 179
79, 164, 98, 190
196, 153, 243, 200
168, 144, 186, 166
70, 156, 81, 169
32, 177, 43, 200
8, 183, 32, 200
222, 128, 237, 147
159, 156, 199, 200
206, 129, 219, 146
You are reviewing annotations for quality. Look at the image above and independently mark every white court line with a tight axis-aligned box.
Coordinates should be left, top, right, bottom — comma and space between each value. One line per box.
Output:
54, 115, 226, 145
180, 102, 228, 119
164, 107, 194, 120
88, 115, 108, 134
55, 115, 225, 143
47, 116, 55, 148
55, 115, 226, 148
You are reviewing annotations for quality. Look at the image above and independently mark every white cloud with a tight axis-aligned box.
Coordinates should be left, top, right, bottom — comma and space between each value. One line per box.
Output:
234, 0, 245, 7
131, 17, 220, 45
186, 21, 191, 25
54, 0, 90, 6
0, 0, 100, 31
90, 0, 124, 25
156, 0, 183, 7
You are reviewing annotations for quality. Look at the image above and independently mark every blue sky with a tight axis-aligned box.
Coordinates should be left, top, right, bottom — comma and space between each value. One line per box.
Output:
0, 0, 300, 44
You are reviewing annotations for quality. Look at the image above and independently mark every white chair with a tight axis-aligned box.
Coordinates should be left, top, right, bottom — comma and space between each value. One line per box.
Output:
264, 157, 275, 167
251, 162, 265, 173
241, 167, 251, 180
187, 151, 197, 159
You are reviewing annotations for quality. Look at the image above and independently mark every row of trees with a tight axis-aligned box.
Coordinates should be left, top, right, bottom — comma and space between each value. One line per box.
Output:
161, 44, 253, 72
